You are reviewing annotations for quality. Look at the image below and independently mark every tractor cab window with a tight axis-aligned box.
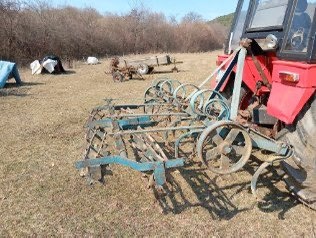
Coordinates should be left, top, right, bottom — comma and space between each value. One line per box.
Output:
249, 0, 289, 30
284, 0, 316, 53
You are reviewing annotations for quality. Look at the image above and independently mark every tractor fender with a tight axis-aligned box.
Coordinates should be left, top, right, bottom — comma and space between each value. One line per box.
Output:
267, 82, 315, 124
267, 60, 316, 124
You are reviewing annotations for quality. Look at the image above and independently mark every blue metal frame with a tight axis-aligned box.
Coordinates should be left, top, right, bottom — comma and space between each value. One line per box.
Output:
75, 156, 184, 186
88, 116, 155, 130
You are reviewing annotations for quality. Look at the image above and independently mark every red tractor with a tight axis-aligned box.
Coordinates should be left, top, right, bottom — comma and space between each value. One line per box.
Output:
214, 0, 316, 208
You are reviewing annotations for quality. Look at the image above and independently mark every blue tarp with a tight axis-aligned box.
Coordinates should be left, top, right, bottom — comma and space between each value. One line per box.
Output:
0, 61, 22, 88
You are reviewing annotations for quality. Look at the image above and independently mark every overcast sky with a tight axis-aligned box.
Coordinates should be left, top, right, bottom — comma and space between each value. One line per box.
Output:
50, 0, 239, 21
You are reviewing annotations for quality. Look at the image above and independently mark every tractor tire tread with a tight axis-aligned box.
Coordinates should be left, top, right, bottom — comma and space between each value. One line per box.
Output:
278, 94, 316, 210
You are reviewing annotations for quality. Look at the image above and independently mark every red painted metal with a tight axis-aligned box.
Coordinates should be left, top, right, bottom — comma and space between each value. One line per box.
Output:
211, 54, 231, 90
272, 60, 316, 87
215, 53, 316, 124
215, 54, 273, 94
268, 60, 316, 124
267, 82, 315, 124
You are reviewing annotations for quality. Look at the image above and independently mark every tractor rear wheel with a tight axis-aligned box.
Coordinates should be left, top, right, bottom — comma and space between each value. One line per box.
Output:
278, 94, 316, 209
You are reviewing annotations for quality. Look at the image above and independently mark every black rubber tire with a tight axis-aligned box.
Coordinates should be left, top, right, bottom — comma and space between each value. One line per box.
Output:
112, 72, 124, 82
278, 94, 316, 209
219, 72, 252, 109
137, 64, 149, 75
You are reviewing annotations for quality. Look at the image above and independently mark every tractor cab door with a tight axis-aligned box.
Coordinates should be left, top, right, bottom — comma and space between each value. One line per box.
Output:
229, 0, 316, 62
227, 0, 292, 53
279, 0, 316, 62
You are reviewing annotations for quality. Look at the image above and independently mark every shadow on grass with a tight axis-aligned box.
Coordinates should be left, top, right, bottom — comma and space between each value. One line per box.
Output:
0, 81, 43, 97
63, 70, 76, 75
151, 69, 182, 74
243, 158, 299, 218
129, 76, 145, 81
40, 70, 76, 75
95, 136, 298, 219
153, 151, 297, 219
111, 76, 145, 82
154, 166, 251, 220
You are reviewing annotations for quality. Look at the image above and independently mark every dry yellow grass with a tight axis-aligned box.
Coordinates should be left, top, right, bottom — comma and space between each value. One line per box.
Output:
0, 51, 315, 237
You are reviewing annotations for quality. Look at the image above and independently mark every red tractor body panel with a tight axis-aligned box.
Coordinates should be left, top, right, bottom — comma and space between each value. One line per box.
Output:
267, 82, 315, 124
268, 60, 316, 124
216, 54, 316, 124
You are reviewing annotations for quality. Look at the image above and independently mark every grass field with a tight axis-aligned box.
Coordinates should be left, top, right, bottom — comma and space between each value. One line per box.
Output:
0, 51, 315, 237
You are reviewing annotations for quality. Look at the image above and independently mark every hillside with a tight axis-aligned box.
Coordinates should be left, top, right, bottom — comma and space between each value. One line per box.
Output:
209, 13, 234, 28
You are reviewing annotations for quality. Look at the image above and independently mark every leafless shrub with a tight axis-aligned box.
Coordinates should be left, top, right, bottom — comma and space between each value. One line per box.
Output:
0, 0, 228, 65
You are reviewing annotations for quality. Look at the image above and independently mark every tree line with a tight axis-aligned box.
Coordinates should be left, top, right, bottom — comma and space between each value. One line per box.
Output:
0, 0, 228, 65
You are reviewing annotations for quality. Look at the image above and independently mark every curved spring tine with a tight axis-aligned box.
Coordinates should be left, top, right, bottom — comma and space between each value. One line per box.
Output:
251, 161, 270, 200
173, 83, 200, 106
203, 98, 230, 120
174, 129, 203, 158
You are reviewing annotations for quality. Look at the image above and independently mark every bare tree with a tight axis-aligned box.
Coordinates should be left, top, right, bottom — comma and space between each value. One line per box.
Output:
181, 12, 203, 23
0, 2, 227, 64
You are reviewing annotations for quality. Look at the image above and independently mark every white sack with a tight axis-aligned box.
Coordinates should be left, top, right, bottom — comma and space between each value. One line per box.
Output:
42, 59, 57, 73
30, 60, 42, 75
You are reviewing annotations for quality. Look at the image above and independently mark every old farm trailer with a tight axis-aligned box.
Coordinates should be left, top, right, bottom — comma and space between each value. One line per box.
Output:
109, 55, 177, 82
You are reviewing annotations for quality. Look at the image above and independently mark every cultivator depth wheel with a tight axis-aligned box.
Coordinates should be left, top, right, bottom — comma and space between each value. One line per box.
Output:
197, 121, 252, 174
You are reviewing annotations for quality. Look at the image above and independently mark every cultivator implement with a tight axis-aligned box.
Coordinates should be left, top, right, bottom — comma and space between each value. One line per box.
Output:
76, 47, 293, 201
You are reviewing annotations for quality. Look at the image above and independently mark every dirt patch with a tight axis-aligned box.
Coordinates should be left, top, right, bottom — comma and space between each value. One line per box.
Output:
0, 52, 315, 236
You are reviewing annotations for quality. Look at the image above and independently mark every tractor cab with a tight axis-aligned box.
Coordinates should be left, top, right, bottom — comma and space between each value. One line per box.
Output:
228, 0, 316, 62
